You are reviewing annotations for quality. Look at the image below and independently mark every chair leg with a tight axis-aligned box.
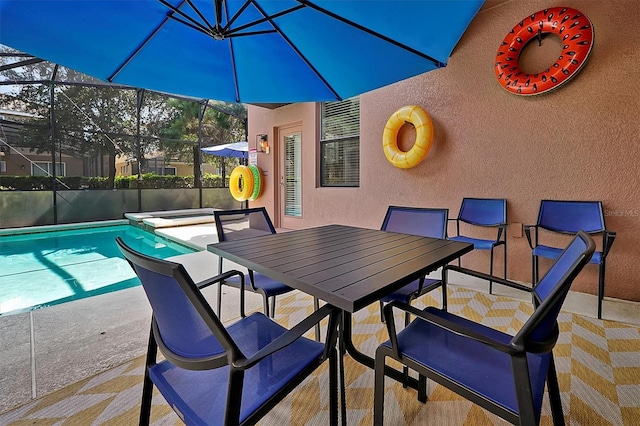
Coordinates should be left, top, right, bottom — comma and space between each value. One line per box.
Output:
598, 263, 606, 319
379, 301, 385, 323
262, 293, 270, 318
314, 297, 321, 341
139, 371, 154, 426
418, 374, 428, 403
270, 295, 277, 318
217, 281, 223, 316
511, 356, 537, 425
329, 349, 339, 426
546, 356, 565, 426
373, 348, 388, 426
503, 242, 508, 280
489, 246, 495, 294
442, 282, 448, 311
140, 327, 157, 426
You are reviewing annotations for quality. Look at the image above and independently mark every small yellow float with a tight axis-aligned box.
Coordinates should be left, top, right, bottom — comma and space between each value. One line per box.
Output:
382, 105, 433, 169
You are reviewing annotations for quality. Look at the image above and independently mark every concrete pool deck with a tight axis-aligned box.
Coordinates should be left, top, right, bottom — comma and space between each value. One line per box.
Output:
2, 220, 640, 414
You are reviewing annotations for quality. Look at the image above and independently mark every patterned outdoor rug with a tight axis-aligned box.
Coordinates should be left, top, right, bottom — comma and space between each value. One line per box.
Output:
1, 285, 639, 425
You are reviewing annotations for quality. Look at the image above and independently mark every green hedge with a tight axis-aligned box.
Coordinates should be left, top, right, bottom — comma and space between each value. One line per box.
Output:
0, 173, 229, 190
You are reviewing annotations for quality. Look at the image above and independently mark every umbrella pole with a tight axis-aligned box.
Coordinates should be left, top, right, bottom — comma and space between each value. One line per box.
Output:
197, 102, 207, 208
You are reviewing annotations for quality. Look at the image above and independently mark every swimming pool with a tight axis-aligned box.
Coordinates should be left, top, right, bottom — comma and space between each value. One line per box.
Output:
0, 221, 195, 315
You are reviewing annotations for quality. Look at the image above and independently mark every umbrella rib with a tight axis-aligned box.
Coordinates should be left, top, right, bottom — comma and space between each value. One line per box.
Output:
226, 4, 305, 35
167, 14, 217, 38
159, 0, 213, 34
297, 0, 446, 67
109, 0, 188, 81
185, 0, 215, 31
0, 57, 44, 72
224, 0, 252, 32
250, 0, 342, 100
229, 30, 277, 37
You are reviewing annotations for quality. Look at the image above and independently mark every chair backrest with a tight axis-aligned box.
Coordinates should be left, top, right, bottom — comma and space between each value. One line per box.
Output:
381, 206, 448, 239
537, 200, 605, 234
513, 231, 595, 350
116, 237, 237, 370
214, 207, 277, 242
457, 197, 506, 227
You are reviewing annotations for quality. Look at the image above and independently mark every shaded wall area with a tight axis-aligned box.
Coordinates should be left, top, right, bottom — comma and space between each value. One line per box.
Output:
249, 0, 640, 302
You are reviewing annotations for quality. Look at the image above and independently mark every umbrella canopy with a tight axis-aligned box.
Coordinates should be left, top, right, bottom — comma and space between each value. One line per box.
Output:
201, 141, 248, 158
0, 0, 484, 103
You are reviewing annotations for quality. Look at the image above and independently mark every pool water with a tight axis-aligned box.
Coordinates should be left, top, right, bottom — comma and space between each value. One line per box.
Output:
0, 224, 194, 315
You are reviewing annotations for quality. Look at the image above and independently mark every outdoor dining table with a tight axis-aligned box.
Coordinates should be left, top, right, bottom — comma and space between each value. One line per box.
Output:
207, 224, 473, 419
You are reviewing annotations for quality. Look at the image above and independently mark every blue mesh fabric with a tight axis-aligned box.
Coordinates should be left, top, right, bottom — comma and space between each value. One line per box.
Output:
534, 244, 601, 264
538, 201, 605, 233
149, 313, 325, 425
448, 235, 498, 250
383, 308, 550, 415
530, 236, 588, 342
225, 272, 292, 297
135, 266, 224, 359
459, 198, 506, 226
380, 278, 440, 303
382, 208, 447, 238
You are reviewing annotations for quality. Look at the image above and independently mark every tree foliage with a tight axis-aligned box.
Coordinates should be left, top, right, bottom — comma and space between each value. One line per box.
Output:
1, 46, 248, 189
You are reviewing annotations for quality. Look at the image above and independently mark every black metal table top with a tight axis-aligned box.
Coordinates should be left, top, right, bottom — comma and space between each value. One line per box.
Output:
208, 224, 473, 313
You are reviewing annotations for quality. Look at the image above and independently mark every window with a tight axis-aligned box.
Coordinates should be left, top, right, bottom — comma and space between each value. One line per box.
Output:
32, 162, 65, 177
320, 97, 360, 187
0, 161, 6, 173
284, 132, 302, 217
149, 166, 176, 175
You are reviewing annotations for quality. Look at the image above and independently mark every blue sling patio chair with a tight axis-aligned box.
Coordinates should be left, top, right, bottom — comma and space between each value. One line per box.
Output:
374, 231, 595, 426
214, 207, 321, 340
378, 206, 449, 324
525, 200, 616, 319
116, 237, 340, 426
448, 197, 507, 294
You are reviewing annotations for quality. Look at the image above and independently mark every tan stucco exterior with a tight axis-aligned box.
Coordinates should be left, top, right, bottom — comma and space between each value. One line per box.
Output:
248, 0, 640, 303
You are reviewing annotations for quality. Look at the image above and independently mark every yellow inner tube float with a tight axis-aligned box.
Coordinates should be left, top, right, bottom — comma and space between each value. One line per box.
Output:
229, 165, 263, 202
229, 165, 254, 201
383, 105, 433, 169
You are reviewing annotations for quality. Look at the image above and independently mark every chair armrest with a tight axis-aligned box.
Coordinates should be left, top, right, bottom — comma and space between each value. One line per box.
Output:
383, 301, 522, 355
444, 265, 532, 293
603, 230, 616, 257
195, 269, 244, 290
235, 304, 339, 369
523, 224, 536, 249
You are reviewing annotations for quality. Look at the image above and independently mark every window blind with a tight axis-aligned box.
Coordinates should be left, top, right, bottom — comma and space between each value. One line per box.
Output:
321, 97, 360, 187
285, 133, 302, 217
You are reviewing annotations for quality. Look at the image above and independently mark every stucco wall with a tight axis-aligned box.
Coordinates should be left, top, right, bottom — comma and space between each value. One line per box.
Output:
249, 0, 640, 302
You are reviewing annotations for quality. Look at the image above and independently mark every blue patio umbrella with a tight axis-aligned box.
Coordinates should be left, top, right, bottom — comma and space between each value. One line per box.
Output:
0, 0, 484, 103
201, 141, 248, 158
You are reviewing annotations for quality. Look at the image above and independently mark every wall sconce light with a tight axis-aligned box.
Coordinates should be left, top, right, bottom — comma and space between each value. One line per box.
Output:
256, 134, 269, 154
20, 164, 25, 170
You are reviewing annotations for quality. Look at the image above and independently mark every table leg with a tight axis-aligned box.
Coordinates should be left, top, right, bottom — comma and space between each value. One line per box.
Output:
338, 312, 347, 426
341, 311, 420, 390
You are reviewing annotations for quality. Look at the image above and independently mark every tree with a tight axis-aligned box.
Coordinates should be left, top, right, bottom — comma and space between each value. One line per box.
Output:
157, 99, 247, 180
1, 46, 247, 188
